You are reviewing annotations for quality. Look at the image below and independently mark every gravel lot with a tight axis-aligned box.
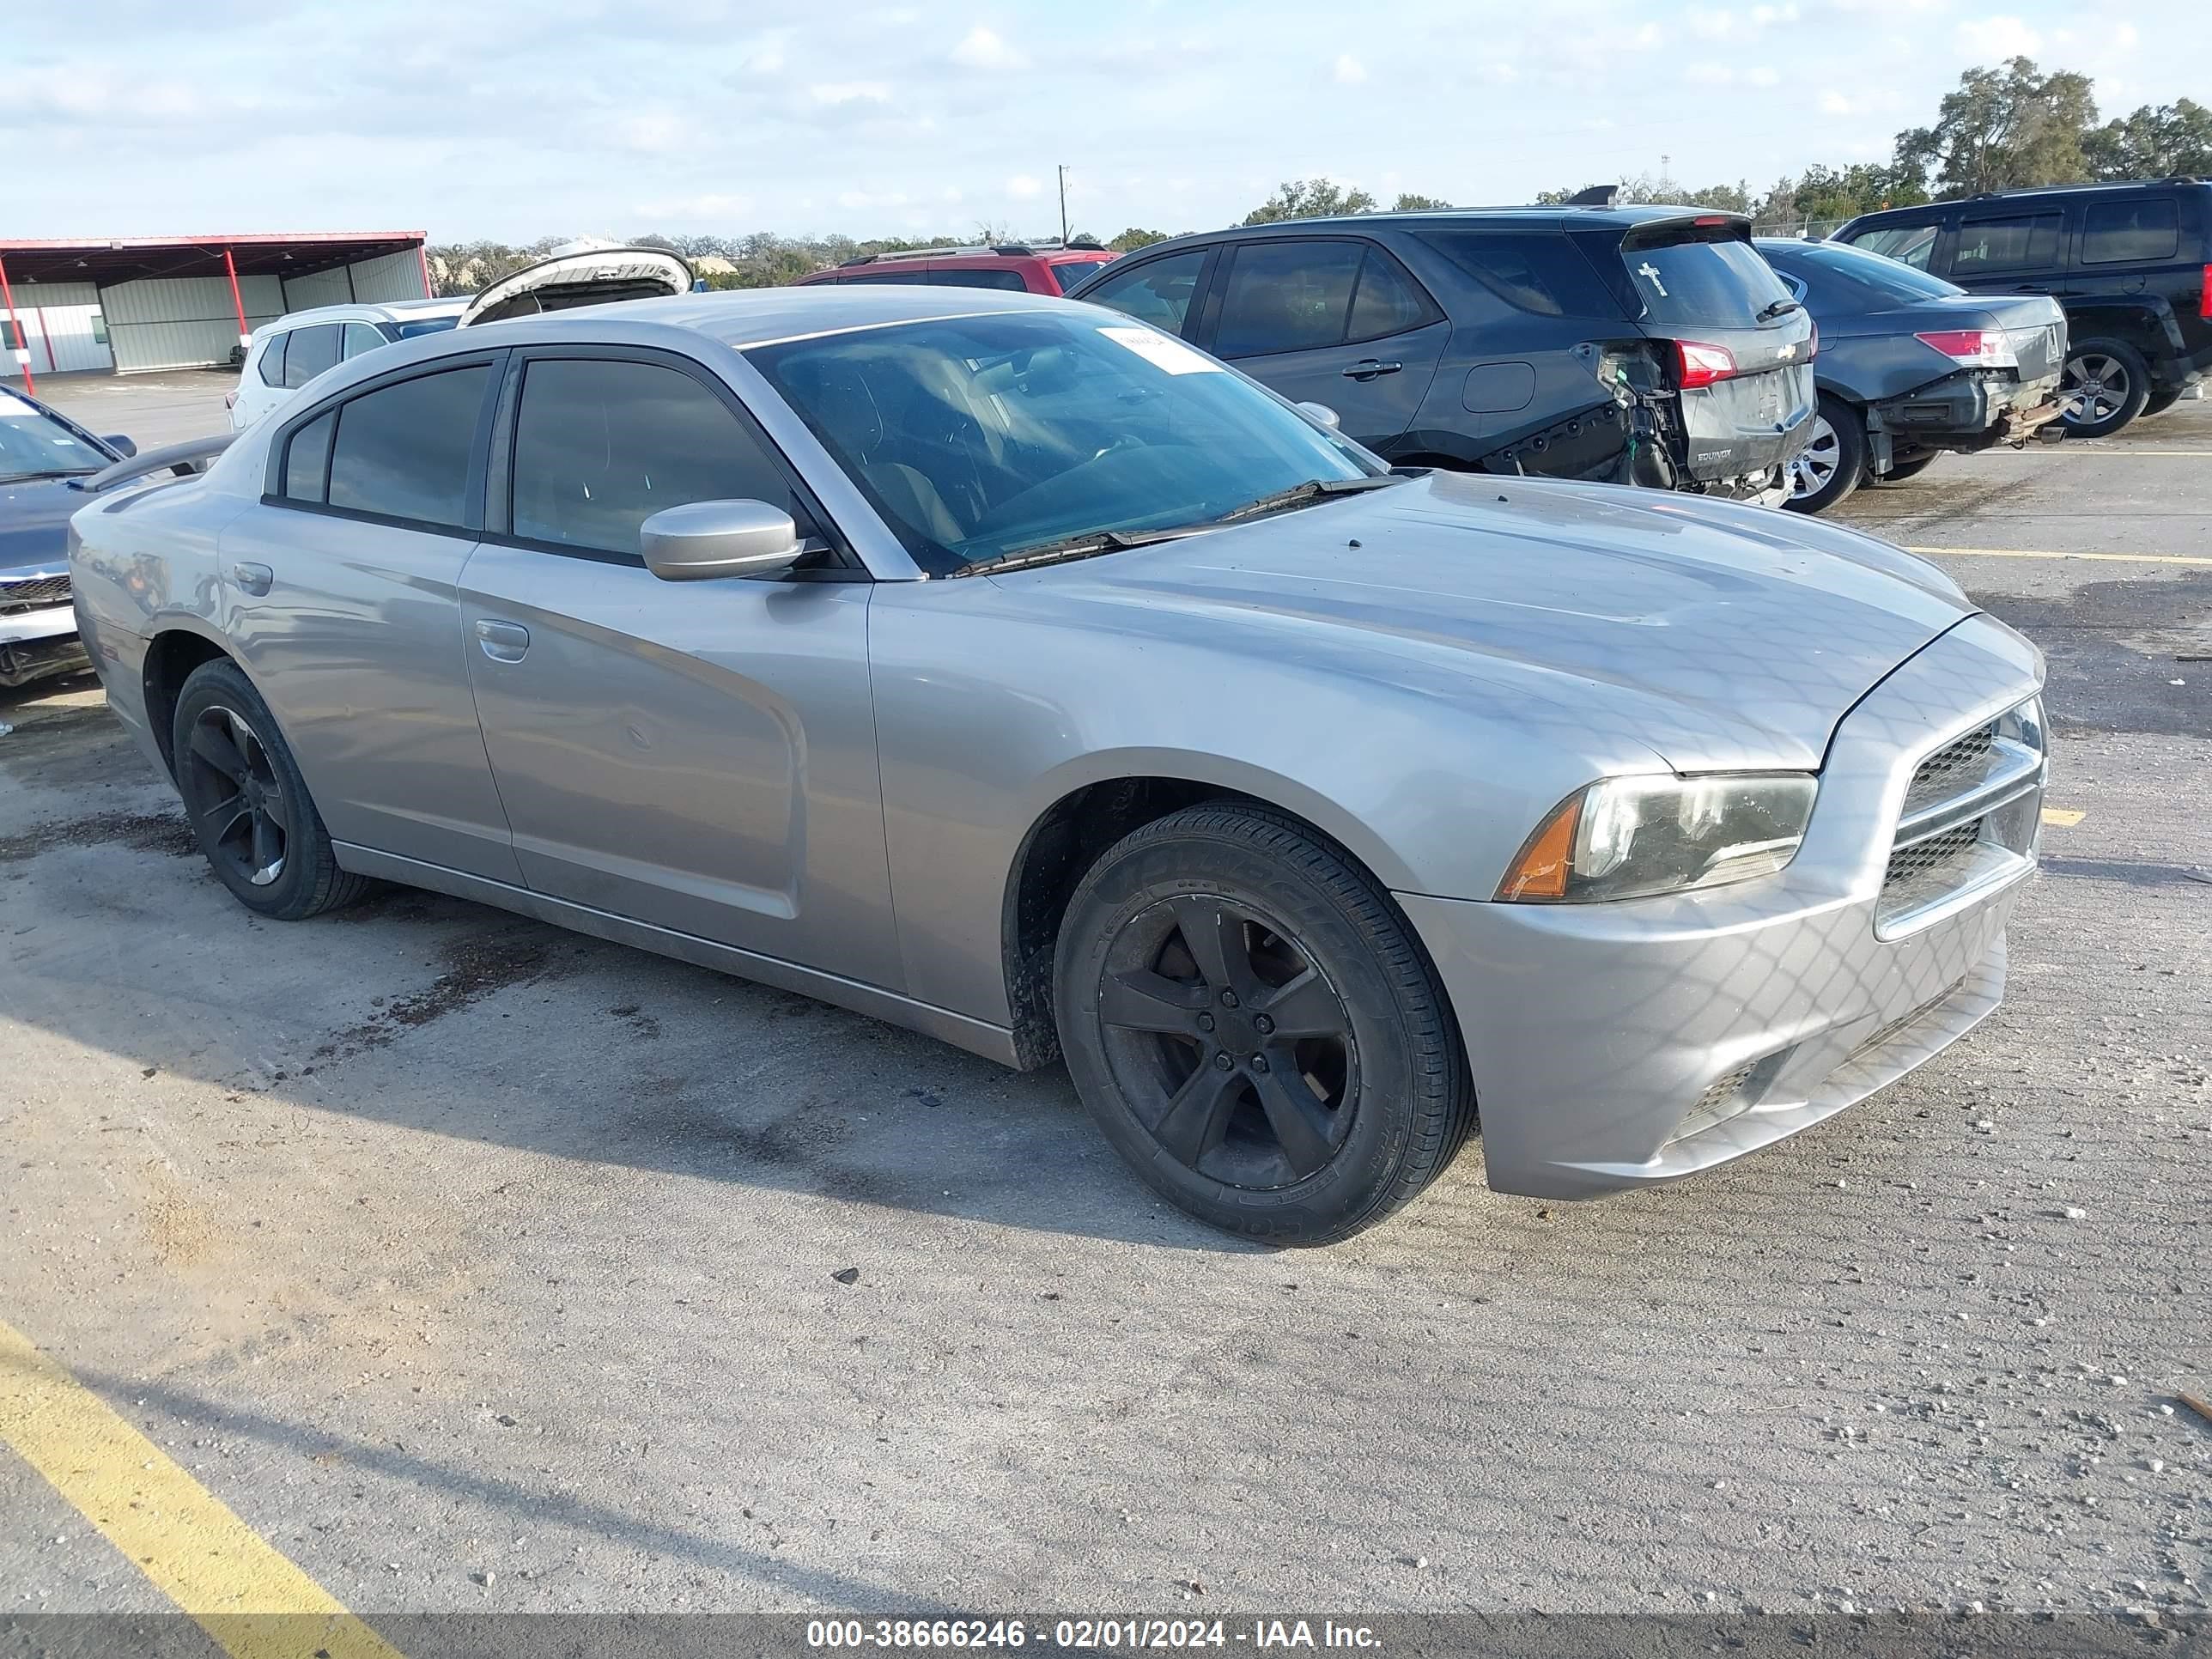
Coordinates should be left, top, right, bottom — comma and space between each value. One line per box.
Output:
3, 372, 2207, 1622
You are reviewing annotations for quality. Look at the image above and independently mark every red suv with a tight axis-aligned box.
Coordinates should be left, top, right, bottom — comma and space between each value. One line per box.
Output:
792, 239, 1117, 295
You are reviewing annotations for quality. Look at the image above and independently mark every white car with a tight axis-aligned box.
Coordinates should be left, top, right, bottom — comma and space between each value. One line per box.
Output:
228, 299, 467, 429
227, 246, 696, 430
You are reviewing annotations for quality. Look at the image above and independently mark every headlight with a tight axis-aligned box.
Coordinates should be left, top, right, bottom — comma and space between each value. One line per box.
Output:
1996, 694, 2045, 754
1498, 774, 1819, 902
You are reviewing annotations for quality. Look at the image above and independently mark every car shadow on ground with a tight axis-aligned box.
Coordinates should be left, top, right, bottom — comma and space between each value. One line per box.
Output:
0, 684, 1267, 1255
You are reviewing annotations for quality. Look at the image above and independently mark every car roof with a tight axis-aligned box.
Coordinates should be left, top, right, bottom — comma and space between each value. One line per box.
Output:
249, 296, 467, 340
1839, 178, 2210, 228
443, 283, 1070, 351
1106, 204, 1747, 263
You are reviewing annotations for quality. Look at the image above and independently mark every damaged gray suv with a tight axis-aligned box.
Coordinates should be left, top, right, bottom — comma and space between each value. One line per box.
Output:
70, 286, 2044, 1243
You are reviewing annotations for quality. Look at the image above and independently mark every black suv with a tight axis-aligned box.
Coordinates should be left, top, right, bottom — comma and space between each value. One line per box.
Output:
1833, 179, 2212, 438
1064, 207, 1815, 499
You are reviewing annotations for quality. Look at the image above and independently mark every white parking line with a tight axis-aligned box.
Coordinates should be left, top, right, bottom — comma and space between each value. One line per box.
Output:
1904, 545, 2212, 567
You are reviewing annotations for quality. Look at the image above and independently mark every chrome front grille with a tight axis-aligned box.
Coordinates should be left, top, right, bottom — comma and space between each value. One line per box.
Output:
0, 574, 70, 615
1876, 702, 2045, 935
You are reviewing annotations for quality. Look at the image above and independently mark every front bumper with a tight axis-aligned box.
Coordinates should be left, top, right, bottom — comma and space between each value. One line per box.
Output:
0, 602, 88, 687
1402, 612, 2045, 1199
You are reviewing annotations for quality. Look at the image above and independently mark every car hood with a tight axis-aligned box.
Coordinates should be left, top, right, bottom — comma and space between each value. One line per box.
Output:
1023, 470, 1976, 772
0, 475, 94, 573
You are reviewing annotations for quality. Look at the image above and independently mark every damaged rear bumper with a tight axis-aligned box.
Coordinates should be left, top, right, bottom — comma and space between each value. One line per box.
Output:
1869, 369, 2065, 469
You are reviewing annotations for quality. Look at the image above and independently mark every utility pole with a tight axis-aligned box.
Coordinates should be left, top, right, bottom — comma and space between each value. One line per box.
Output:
1058, 164, 1069, 244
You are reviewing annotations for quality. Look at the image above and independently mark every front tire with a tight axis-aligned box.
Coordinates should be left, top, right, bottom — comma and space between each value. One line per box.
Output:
1784, 396, 1866, 514
2060, 339, 2152, 439
1054, 802, 1474, 1244
171, 658, 368, 921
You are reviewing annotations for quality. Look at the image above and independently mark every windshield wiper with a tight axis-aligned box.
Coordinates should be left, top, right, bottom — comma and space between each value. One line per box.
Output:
0, 468, 98, 483
1756, 298, 1802, 322
951, 525, 1204, 579
1206, 473, 1405, 526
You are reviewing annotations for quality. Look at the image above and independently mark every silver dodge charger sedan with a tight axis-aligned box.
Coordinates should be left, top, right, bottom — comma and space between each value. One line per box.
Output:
69, 286, 2047, 1243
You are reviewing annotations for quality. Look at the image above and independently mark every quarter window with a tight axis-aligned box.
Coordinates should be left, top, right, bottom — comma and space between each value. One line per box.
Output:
1951, 215, 2061, 274
324, 364, 489, 528
2080, 197, 2181, 264
1416, 230, 1624, 319
282, 410, 334, 502
257, 331, 290, 387
1079, 249, 1209, 334
508, 357, 807, 559
281, 323, 343, 389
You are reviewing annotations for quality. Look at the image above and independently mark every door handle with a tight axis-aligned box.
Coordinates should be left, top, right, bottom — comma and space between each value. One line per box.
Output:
230, 562, 273, 597
1342, 360, 1403, 381
473, 618, 531, 663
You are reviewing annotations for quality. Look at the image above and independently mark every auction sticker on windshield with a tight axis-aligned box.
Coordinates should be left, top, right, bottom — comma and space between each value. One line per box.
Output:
1097, 325, 1220, 375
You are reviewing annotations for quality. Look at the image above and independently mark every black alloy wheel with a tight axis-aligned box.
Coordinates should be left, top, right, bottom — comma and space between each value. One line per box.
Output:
179, 704, 290, 888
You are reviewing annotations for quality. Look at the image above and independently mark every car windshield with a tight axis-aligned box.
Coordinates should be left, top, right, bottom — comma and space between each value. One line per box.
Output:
387, 316, 461, 340
1770, 242, 1964, 308
1046, 258, 1113, 294
747, 309, 1380, 575
0, 397, 106, 480
1620, 231, 1796, 326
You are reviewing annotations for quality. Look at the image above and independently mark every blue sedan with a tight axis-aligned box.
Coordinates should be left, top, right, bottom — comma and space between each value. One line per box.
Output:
0, 387, 136, 689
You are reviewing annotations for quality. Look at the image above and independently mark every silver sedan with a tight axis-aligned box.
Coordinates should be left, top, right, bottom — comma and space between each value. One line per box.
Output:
68, 287, 2047, 1243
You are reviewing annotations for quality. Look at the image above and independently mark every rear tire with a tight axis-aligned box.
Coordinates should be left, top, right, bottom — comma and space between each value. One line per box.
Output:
1784, 396, 1865, 514
1875, 452, 1942, 484
171, 658, 369, 921
2060, 339, 2151, 439
1054, 802, 1474, 1245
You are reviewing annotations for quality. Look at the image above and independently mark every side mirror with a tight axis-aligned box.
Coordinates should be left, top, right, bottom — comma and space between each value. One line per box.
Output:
640, 499, 805, 581
102, 434, 138, 459
1295, 402, 1340, 430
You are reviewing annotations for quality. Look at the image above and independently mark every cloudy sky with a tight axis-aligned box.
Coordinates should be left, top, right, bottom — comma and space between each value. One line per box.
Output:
12, 0, 2203, 244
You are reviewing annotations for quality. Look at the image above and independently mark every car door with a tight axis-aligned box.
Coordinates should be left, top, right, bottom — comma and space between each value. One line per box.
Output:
457, 346, 898, 988
1192, 237, 1448, 451
218, 352, 523, 883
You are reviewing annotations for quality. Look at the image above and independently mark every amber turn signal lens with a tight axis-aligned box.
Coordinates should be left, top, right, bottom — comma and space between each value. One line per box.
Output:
1498, 795, 1581, 901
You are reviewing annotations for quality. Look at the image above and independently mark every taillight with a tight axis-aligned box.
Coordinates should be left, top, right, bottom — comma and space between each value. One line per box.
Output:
1914, 329, 2018, 368
1675, 340, 1737, 389
2200, 263, 2211, 320
1807, 319, 1819, 360
223, 391, 237, 409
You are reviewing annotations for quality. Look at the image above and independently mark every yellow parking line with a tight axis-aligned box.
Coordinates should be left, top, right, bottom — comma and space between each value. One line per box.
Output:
2042, 808, 2087, 828
0, 1318, 404, 1659
1904, 544, 2212, 567
1984, 448, 2212, 458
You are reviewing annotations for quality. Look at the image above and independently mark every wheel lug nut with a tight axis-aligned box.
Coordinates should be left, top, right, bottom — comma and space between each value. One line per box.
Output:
1252, 1014, 1274, 1035
1250, 1054, 1270, 1073
1212, 1053, 1234, 1073
1196, 1013, 1214, 1032
1219, 990, 1239, 1008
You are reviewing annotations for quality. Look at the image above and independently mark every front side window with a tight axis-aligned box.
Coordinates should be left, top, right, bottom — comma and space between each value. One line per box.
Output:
2080, 197, 2181, 265
749, 310, 1378, 576
1213, 240, 1364, 358
1843, 222, 1939, 271
1078, 249, 1208, 333
323, 364, 489, 528
509, 357, 805, 558
257, 331, 290, 387
282, 324, 342, 389
1951, 215, 2061, 274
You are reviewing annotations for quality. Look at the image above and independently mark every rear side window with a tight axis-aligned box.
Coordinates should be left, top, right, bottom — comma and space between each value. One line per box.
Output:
1951, 214, 2061, 274
2080, 197, 2181, 264
281, 324, 342, 389
256, 332, 289, 387
1416, 230, 1625, 319
508, 357, 807, 559
1842, 222, 1938, 271
281, 410, 334, 501
926, 267, 1030, 291
1620, 232, 1794, 326
324, 364, 489, 528
1079, 248, 1209, 333
839, 269, 928, 285
1214, 240, 1364, 358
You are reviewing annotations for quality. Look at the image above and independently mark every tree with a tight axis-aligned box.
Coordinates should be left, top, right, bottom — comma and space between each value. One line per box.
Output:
1754, 163, 1928, 229
1893, 57, 2098, 198
1109, 227, 1170, 252
1391, 192, 1450, 211
1242, 179, 1376, 225
2085, 97, 2212, 179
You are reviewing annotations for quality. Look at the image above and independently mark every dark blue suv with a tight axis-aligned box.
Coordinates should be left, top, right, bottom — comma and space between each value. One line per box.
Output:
1066, 206, 1816, 500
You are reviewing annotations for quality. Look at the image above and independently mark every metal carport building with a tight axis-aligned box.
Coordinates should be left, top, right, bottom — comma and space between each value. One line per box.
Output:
0, 231, 430, 390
